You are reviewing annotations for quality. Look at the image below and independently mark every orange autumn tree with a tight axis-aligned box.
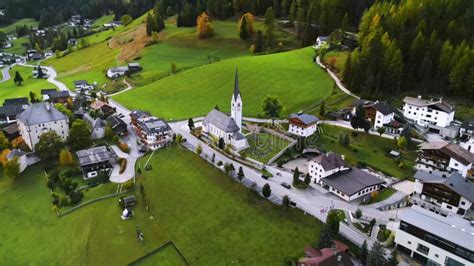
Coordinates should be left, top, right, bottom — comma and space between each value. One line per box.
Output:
238, 12, 255, 35
0, 149, 11, 167
196, 12, 214, 39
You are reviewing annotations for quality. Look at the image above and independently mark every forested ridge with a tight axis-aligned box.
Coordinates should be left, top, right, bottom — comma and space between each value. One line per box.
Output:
342, 0, 474, 99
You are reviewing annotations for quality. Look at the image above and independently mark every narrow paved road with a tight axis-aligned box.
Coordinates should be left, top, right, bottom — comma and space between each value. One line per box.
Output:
0, 65, 14, 83
316, 56, 360, 99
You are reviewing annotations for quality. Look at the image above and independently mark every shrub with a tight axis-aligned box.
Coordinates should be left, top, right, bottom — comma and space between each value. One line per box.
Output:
119, 158, 127, 174
118, 141, 130, 153
217, 161, 223, 166
68, 191, 84, 205
355, 209, 362, 219
123, 180, 134, 190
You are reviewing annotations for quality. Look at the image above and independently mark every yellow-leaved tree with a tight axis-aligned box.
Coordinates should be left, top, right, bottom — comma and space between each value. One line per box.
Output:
196, 12, 214, 39
238, 12, 254, 36
59, 148, 74, 165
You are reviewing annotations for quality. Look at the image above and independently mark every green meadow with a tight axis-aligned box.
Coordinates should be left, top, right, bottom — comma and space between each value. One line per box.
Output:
0, 65, 51, 103
114, 47, 332, 120
0, 146, 321, 265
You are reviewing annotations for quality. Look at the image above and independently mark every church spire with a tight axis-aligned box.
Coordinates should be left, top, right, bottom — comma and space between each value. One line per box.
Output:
233, 67, 240, 101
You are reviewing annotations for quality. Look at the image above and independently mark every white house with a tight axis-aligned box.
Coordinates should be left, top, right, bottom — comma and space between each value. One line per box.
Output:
352, 100, 402, 134
459, 120, 474, 153
395, 206, 474, 266
7, 149, 27, 173
288, 112, 319, 137
413, 170, 473, 216
308, 153, 385, 201
417, 141, 474, 178
132, 115, 173, 150
16, 103, 69, 151
107, 66, 128, 79
314, 36, 329, 49
202, 70, 248, 151
83, 113, 106, 140
403, 96, 455, 135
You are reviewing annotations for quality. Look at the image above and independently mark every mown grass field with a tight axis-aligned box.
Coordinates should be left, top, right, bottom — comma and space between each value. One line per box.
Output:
0, 146, 321, 264
114, 47, 333, 120
0, 65, 51, 103
315, 124, 416, 179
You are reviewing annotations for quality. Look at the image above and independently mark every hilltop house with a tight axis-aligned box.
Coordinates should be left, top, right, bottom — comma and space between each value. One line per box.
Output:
288, 112, 319, 137
16, 103, 69, 151
413, 170, 473, 217
202, 70, 248, 150
394, 206, 474, 266
417, 141, 474, 178
76, 146, 117, 179
73, 80, 94, 91
106, 63, 141, 79
308, 153, 385, 201
131, 113, 173, 150
314, 36, 329, 49
403, 96, 458, 138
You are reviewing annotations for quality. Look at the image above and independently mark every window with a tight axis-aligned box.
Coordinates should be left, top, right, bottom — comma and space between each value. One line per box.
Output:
417, 243, 430, 255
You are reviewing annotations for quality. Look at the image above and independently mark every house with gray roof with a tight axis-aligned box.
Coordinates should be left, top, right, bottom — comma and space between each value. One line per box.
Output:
288, 112, 320, 137
83, 113, 106, 140
16, 102, 69, 151
76, 146, 117, 179
417, 141, 474, 178
0, 104, 24, 124
394, 206, 474, 266
132, 115, 173, 150
202, 70, 248, 150
308, 153, 384, 201
414, 170, 473, 216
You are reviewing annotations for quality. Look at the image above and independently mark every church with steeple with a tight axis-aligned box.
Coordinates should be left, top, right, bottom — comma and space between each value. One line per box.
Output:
202, 69, 249, 150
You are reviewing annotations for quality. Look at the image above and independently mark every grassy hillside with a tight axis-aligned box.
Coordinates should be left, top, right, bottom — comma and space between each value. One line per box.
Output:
0, 18, 38, 34
46, 42, 120, 88
114, 47, 332, 120
0, 66, 51, 103
0, 146, 321, 264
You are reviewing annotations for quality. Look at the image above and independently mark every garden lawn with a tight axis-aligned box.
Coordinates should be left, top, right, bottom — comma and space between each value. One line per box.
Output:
114, 47, 333, 120
0, 65, 51, 103
246, 132, 291, 163
315, 124, 416, 179
0, 146, 322, 265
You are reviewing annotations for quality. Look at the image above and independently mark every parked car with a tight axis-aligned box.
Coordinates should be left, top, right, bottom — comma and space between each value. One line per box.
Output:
280, 182, 291, 189
86, 171, 98, 179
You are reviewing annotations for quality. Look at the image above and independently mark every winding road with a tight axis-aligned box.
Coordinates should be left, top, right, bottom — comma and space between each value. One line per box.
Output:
0, 65, 13, 83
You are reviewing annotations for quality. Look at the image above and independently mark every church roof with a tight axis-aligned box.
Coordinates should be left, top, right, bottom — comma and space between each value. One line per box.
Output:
233, 68, 240, 101
203, 109, 240, 133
